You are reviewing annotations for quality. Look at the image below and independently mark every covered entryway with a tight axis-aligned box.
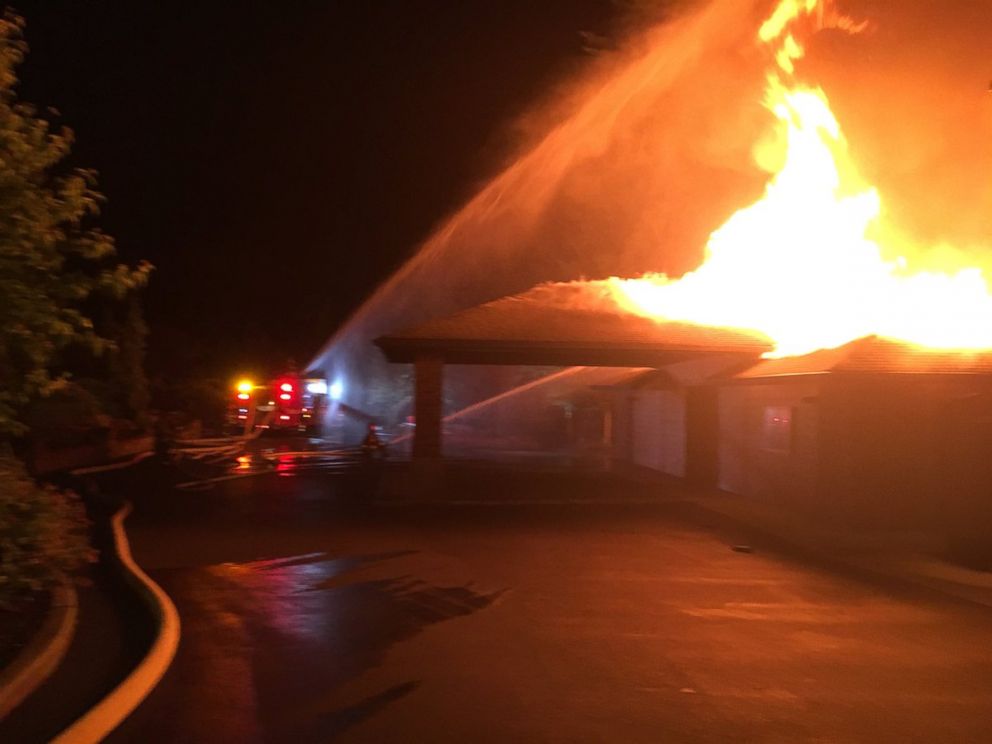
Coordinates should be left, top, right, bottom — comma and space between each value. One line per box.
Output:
375, 282, 770, 467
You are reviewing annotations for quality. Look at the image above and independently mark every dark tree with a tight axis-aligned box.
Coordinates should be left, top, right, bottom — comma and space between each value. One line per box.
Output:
0, 12, 148, 607
0, 12, 151, 441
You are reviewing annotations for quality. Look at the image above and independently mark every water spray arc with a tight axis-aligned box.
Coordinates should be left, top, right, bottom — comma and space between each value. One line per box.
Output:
310, 0, 992, 435
387, 366, 590, 449
309, 0, 775, 429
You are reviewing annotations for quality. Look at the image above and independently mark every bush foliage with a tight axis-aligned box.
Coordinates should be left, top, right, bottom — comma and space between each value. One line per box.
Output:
0, 11, 153, 610
0, 456, 94, 608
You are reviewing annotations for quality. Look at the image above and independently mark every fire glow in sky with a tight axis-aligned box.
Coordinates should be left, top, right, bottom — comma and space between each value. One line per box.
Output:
609, 0, 992, 357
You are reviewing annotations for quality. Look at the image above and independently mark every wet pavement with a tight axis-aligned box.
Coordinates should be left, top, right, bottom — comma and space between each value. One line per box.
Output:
92, 456, 992, 743
0, 572, 150, 743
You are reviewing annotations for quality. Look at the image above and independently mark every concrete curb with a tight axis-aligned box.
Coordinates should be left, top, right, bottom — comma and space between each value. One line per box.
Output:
69, 451, 154, 476
0, 579, 78, 720
52, 503, 180, 744
684, 493, 992, 609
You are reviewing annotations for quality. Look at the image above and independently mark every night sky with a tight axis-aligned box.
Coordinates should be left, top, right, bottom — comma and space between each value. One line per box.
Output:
10, 0, 619, 379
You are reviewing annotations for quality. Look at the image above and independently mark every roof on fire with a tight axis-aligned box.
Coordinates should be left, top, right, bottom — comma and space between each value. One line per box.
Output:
376, 280, 773, 367
737, 336, 992, 379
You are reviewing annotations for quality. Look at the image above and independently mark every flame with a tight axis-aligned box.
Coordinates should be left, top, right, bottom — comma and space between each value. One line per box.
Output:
610, 0, 992, 358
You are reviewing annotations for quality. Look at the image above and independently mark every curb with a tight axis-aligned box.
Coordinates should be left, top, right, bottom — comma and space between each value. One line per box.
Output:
0, 579, 78, 720
683, 493, 992, 610
69, 451, 154, 476
52, 503, 180, 744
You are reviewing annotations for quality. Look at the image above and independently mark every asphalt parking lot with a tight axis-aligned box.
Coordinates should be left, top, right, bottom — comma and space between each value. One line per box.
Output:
92, 461, 992, 743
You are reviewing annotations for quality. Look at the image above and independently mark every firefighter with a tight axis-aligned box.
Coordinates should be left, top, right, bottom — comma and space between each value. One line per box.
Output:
361, 422, 385, 458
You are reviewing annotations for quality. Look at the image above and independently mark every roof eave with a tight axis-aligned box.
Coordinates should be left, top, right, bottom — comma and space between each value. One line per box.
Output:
375, 335, 767, 368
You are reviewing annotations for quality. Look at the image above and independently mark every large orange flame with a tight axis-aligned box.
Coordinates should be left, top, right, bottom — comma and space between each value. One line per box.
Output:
610, 0, 992, 357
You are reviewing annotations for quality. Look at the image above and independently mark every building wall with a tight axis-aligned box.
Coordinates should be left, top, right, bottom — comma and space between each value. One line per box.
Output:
717, 379, 822, 511
720, 374, 992, 532
610, 391, 633, 463
819, 375, 992, 530
629, 389, 686, 477
684, 385, 719, 487
618, 370, 992, 537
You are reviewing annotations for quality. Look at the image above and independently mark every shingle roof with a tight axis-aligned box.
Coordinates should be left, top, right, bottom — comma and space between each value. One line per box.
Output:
377, 280, 773, 366
737, 336, 992, 379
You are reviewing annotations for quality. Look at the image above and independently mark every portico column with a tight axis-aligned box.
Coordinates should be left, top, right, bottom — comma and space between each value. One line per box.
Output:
413, 355, 443, 460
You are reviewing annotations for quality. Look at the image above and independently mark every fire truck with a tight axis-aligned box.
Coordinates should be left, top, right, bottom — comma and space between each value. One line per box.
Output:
228, 373, 329, 434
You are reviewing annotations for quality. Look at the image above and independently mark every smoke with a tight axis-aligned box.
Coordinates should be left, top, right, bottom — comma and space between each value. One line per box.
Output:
310, 0, 992, 426
311, 0, 769, 415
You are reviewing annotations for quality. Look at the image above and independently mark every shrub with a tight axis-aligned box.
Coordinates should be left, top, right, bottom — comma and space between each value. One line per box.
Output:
22, 383, 111, 449
0, 456, 95, 608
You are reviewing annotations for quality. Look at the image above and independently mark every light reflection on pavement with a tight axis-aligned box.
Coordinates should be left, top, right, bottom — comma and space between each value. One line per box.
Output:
176, 436, 370, 489
113, 545, 503, 743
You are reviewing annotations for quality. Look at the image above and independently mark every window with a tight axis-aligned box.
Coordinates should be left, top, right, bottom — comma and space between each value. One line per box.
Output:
762, 406, 793, 453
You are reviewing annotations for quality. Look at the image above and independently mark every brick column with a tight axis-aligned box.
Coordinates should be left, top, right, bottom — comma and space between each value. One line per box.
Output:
413, 355, 443, 460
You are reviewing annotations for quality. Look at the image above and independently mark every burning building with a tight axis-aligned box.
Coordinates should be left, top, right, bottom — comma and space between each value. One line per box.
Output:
375, 280, 769, 461
371, 0, 992, 539
312, 0, 992, 445
716, 337, 992, 532
378, 280, 992, 540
